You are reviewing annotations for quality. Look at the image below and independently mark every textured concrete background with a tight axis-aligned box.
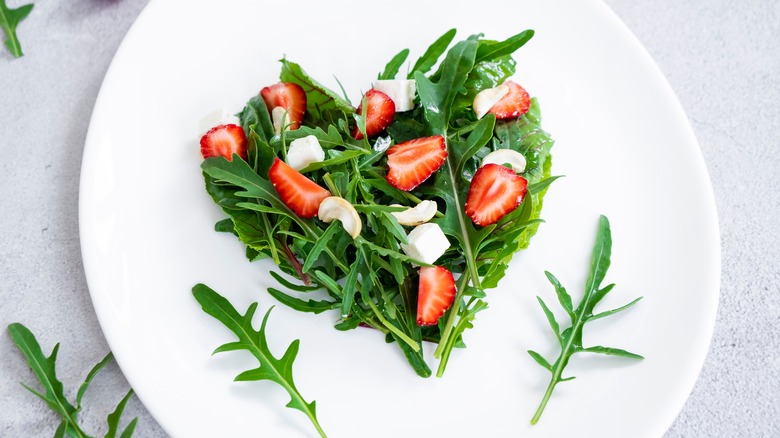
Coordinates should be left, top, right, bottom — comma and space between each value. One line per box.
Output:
0, 0, 777, 436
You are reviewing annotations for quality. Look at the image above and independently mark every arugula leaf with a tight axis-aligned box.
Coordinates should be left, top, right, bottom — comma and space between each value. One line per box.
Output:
280, 59, 354, 119
407, 28, 457, 79
192, 284, 328, 438
379, 48, 409, 80
0, 0, 33, 58
528, 215, 644, 424
8, 323, 138, 438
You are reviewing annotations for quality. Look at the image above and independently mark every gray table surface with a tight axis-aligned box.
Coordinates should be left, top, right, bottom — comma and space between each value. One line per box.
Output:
1, 0, 778, 436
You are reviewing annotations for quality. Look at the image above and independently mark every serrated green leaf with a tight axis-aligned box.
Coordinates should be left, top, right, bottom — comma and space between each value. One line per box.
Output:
270, 271, 320, 292
54, 421, 67, 438
583, 215, 612, 305
379, 48, 409, 79
536, 296, 562, 346
528, 175, 562, 195
192, 284, 327, 437
358, 238, 432, 266
590, 283, 616, 310
8, 324, 78, 420
76, 352, 113, 409
527, 350, 552, 371
588, 297, 643, 322
0, 1, 34, 58
119, 418, 138, 438
474, 29, 534, 63
530, 216, 643, 425
408, 28, 456, 78
280, 59, 354, 119
105, 389, 134, 438
302, 222, 342, 273
340, 253, 361, 317
300, 149, 366, 173
267, 288, 335, 314
544, 271, 573, 320
580, 346, 644, 360
212, 342, 245, 355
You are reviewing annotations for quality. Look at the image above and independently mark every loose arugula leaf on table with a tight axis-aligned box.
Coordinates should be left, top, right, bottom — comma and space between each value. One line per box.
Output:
527, 215, 644, 424
8, 323, 138, 438
192, 284, 328, 438
0, 0, 33, 58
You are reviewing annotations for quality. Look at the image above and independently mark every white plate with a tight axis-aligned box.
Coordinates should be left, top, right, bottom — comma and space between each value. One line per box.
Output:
79, 0, 720, 436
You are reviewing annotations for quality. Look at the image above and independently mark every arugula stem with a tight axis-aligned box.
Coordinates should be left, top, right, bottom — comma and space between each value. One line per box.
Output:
442, 141, 482, 290
531, 307, 584, 424
433, 270, 470, 360
364, 297, 420, 352
531, 377, 558, 425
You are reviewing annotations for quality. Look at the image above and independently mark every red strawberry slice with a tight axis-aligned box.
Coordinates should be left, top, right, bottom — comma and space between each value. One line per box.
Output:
385, 135, 447, 191
417, 266, 456, 326
352, 89, 395, 139
200, 124, 247, 161
268, 158, 331, 218
260, 82, 307, 130
488, 81, 531, 119
465, 163, 528, 226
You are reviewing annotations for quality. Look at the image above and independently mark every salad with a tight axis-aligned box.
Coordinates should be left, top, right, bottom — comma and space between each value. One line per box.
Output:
197, 28, 554, 379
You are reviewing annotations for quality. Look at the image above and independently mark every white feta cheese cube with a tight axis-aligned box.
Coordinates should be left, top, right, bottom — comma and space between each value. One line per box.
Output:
287, 135, 325, 171
401, 223, 450, 265
372, 79, 417, 112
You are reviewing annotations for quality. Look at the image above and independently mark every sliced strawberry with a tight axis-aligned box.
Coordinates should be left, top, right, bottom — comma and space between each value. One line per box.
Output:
417, 266, 456, 326
268, 158, 331, 218
260, 82, 307, 130
465, 163, 528, 226
352, 89, 395, 139
200, 124, 247, 161
385, 135, 447, 191
488, 81, 531, 119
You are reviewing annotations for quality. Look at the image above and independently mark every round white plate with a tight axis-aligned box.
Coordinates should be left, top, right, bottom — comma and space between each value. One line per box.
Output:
79, 0, 720, 436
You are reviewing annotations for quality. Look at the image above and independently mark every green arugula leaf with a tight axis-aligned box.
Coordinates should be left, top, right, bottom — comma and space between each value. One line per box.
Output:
267, 288, 336, 314
8, 323, 138, 438
192, 284, 328, 438
379, 48, 409, 79
474, 29, 535, 63
528, 216, 644, 425
105, 389, 136, 438
0, 0, 33, 58
280, 59, 354, 119
408, 28, 457, 79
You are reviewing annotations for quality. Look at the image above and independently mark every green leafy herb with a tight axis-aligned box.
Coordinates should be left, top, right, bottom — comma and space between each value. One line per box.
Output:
0, 0, 33, 58
199, 29, 555, 379
192, 284, 328, 438
528, 215, 644, 424
7, 323, 137, 437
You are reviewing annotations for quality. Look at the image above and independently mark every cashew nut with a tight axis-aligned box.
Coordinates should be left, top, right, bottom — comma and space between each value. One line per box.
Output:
317, 197, 362, 239
481, 149, 527, 173
271, 106, 289, 134
390, 200, 438, 226
473, 84, 509, 119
